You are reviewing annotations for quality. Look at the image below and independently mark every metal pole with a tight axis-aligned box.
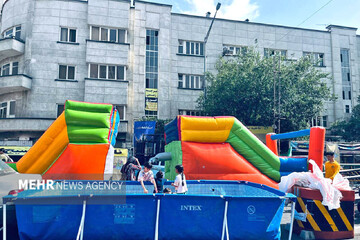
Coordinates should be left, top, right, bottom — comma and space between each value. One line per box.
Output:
76, 200, 87, 240
203, 43, 207, 101
288, 201, 296, 240
154, 198, 160, 240
221, 200, 229, 240
273, 57, 277, 132
278, 56, 281, 135
203, 4, 220, 105
2, 204, 6, 240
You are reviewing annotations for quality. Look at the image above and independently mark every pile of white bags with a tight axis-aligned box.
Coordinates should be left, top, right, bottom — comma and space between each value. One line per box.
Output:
279, 160, 351, 210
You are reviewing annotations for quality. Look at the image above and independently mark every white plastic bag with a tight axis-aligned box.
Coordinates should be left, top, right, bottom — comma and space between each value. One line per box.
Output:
279, 160, 349, 210
333, 173, 351, 191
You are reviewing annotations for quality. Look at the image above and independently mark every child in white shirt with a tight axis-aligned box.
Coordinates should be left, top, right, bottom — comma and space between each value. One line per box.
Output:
171, 165, 188, 194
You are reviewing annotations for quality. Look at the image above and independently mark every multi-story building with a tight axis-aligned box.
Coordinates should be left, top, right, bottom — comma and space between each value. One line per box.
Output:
0, 0, 359, 147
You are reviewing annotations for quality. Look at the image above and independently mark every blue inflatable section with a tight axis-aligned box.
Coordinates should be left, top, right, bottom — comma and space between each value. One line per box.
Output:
164, 117, 179, 144
270, 129, 310, 140
279, 157, 308, 176
110, 108, 120, 147
5, 181, 296, 240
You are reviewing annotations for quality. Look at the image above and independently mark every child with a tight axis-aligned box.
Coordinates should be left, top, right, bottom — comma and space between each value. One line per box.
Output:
154, 171, 164, 193
138, 162, 158, 194
324, 151, 341, 180
120, 156, 141, 181
171, 165, 188, 194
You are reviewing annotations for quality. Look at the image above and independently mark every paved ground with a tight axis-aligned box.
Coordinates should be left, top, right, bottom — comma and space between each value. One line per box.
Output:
280, 205, 360, 240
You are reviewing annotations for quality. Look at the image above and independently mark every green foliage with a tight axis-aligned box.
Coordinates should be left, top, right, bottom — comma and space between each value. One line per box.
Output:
198, 48, 331, 132
330, 96, 360, 141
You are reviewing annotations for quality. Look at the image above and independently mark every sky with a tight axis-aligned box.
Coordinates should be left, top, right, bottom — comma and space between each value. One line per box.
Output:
142, 0, 360, 33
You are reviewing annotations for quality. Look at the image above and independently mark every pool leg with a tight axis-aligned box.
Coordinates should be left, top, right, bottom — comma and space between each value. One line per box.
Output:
221, 200, 229, 240
2, 204, 6, 240
288, 200, 296, 240
76, 200, 87, 240
155, 199, 160, 240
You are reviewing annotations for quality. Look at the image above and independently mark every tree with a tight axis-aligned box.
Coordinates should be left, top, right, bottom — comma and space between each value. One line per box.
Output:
330, 96, 360, 141
197, 48, 332, 132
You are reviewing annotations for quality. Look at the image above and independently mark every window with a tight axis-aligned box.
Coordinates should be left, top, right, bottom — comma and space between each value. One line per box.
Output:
12, 62, 18, 75
223, 45, 247, 56
0, 62, 19, 76
178, 74, 183, 88
101, 28, 108, 41
145, 110, 157, 117
345, 105, 350, 113
2, 64, 10, 76
264, 48, 287, 58
0, 101, 15, 118
90, 64, 98, 78
145, 30, 159, 117
4, 29, 13, 38
57, 104, 65, 117
146, 74, 158, 88
99, 65, 107, 79
91, 27, 99, 41
3, 25, 21, 39
108, 66, 116, 79
303, 52, 324, 67
90, 26, 127, 43
114, 105, 126, 120
178, 74, 203, 89
88, 64, 126, 80
60, 27, 77, 43
340, 49, 350, 83
179, 110, 201, 116
178, 40, 204, 56
58, 65, 75, 80
322, 116, 327, 128
0, 102, 7, 118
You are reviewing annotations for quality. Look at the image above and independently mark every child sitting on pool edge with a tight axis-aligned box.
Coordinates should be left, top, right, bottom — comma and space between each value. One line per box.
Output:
154, 171, 164, 193
171, 165, 188, 194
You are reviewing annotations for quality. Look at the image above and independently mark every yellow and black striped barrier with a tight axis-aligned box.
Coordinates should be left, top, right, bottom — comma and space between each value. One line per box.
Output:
292, 186, 354, 239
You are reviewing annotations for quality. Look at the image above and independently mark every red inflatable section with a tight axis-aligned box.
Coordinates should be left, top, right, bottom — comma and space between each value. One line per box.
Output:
182, 142, 279, 189
308, 127, 326, 172
266, 133, 278, 155
43, 144, 109, 180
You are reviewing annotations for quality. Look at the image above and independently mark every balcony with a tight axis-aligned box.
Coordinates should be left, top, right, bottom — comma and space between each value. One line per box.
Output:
0, 118, 128, 134
86, 40, 129, 65
0, 118, 55, 132
0, 37, 25, 61
0, 74, 32, 95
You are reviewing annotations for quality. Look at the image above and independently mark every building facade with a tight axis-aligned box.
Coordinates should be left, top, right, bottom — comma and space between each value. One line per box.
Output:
0, 0, 359, 147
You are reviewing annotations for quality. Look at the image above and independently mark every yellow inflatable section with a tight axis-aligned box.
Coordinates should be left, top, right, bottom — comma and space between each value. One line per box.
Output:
17, 112, 69, 174
180, 116, 235, 143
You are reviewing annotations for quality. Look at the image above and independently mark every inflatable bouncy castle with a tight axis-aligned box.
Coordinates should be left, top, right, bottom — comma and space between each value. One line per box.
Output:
14, 100, 119, 180
164, 116, 325, 189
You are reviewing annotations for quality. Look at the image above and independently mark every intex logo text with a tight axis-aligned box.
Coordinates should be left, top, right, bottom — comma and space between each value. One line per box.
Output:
180, 205, 202, 211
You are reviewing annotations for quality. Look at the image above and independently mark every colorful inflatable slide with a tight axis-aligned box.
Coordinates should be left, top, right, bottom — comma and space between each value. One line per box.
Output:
164, 116, 325, 189
14, 100, 119, 180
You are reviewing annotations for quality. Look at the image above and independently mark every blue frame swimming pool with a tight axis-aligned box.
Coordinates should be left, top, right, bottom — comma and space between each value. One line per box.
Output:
3, 180, 296, 240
